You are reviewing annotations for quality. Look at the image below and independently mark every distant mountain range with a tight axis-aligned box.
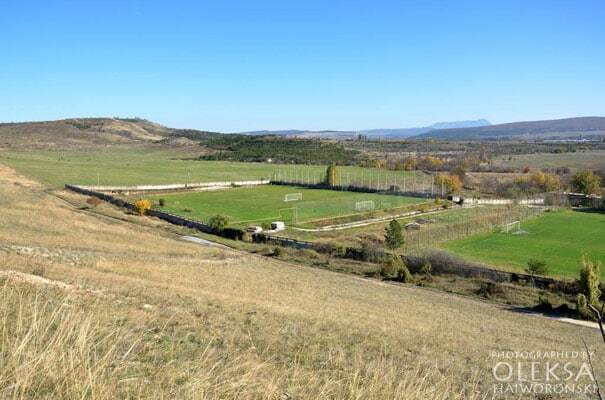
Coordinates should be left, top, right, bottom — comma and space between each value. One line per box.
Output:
415, 117, 605, 140
237, 119, 491, 139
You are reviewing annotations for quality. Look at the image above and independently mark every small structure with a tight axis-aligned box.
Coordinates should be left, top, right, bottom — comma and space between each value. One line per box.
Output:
271, 221, 286, 231
246, 226, 263, 234
404, 222, 421, 230
565, 192, 602, 207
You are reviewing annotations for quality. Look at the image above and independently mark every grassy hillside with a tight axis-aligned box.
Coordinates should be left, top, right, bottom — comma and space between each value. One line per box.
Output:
1, 163, 601, 398
442, 209, 605, 278
0, 118, 171, 148
0, 148, 426, 189
416, 116, 605, 139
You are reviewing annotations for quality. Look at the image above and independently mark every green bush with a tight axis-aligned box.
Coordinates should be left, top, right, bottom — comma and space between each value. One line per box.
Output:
208, 214, 229, 232
525, 259, 548, 276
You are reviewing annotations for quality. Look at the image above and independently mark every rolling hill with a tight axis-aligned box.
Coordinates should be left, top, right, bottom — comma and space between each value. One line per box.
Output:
415, 116, 605, 140
238, 119, 491, 139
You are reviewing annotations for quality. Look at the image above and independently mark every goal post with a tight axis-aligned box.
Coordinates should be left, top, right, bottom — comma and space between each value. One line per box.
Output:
502, 220, 520, 233
278, 207, 298, 225
355, 200, 375, 212
284, 193, 302, 202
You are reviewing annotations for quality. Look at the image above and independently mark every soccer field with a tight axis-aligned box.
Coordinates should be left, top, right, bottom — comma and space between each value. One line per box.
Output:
442, 209, 605, 278
145, 185, 426, 226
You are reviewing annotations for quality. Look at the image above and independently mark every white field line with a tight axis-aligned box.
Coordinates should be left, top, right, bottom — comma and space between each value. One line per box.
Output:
290, 206, 459, 232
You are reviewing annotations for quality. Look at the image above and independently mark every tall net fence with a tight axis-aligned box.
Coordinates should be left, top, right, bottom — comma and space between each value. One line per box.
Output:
403, 205, 546, 253
272, 165, 443, 195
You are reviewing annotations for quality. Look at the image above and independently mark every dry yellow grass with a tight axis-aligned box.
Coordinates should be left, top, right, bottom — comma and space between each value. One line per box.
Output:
0, 162, 603, 399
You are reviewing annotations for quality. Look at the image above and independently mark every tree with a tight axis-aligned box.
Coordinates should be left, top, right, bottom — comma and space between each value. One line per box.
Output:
578, 256, 602, 307
134, 199, 151, 216
525, 259, 548, 276
451, 166, 467, 183
325, 164, 339, 186
208, 214, 229, 232
384, 219, 404, 250
571, 170, 601, 195
435, 173, 462, 194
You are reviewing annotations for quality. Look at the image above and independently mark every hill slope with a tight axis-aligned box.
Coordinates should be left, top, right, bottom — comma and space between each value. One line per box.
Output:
0, 162, 602, 398
415, 116, 605, 139
0, 117, 172, 148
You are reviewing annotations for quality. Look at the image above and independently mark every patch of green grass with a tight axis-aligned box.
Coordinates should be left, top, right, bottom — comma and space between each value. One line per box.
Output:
441, 209, 605, 278
146, 185, 424, 226
494, 150, 605, 171
0, 148, 426, 189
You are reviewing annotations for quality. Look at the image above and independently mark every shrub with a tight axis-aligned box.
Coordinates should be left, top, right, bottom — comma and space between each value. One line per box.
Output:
417, 204, 430, 213
576, 293, 589, 318
476, 282, 504, 299
359, 242, 386, 263
134, 199, 151, 216
272, 247, 282, 257
158, 198, 166, 207
208, 214, 229, 232
524, 259, 548, 276
421, 262, 433, 280
536, 296, 553, 312
571, 170, 601, 195
86, 197, 102, 207
380, 256, 398, 278
396, 260, 414, 283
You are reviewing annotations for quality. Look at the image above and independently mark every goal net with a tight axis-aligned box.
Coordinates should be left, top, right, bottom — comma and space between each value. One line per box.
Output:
284, 193, 302, 202
278, 207, 298, 224
502, 220, 520, 233
355, 200, 375, 211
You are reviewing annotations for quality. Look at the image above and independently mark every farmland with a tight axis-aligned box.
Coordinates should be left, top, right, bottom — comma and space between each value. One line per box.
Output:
493, 150, 605, 171
442, 209, 605, 278
145, 185, 426, 226
0, 148, 426, 189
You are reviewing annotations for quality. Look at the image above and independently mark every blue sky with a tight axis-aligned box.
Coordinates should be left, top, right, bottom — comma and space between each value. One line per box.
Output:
1, 0, 604, 132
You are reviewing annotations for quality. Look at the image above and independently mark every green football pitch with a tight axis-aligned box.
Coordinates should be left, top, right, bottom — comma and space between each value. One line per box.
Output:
442, 209, 605, 279
145, 185, 426, 226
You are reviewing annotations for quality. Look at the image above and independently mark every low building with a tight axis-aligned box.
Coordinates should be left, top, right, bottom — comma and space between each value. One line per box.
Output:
271, 221, 286, 231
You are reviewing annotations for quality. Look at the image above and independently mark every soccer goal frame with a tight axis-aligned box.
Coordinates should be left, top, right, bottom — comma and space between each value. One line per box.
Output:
278, 207, 298, 224
355, 200, 375, 212
284, 193, 303, 202
503, 220, 520, 233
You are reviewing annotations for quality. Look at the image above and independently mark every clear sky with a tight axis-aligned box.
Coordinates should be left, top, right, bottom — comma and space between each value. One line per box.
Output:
1, 0, 604, 132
